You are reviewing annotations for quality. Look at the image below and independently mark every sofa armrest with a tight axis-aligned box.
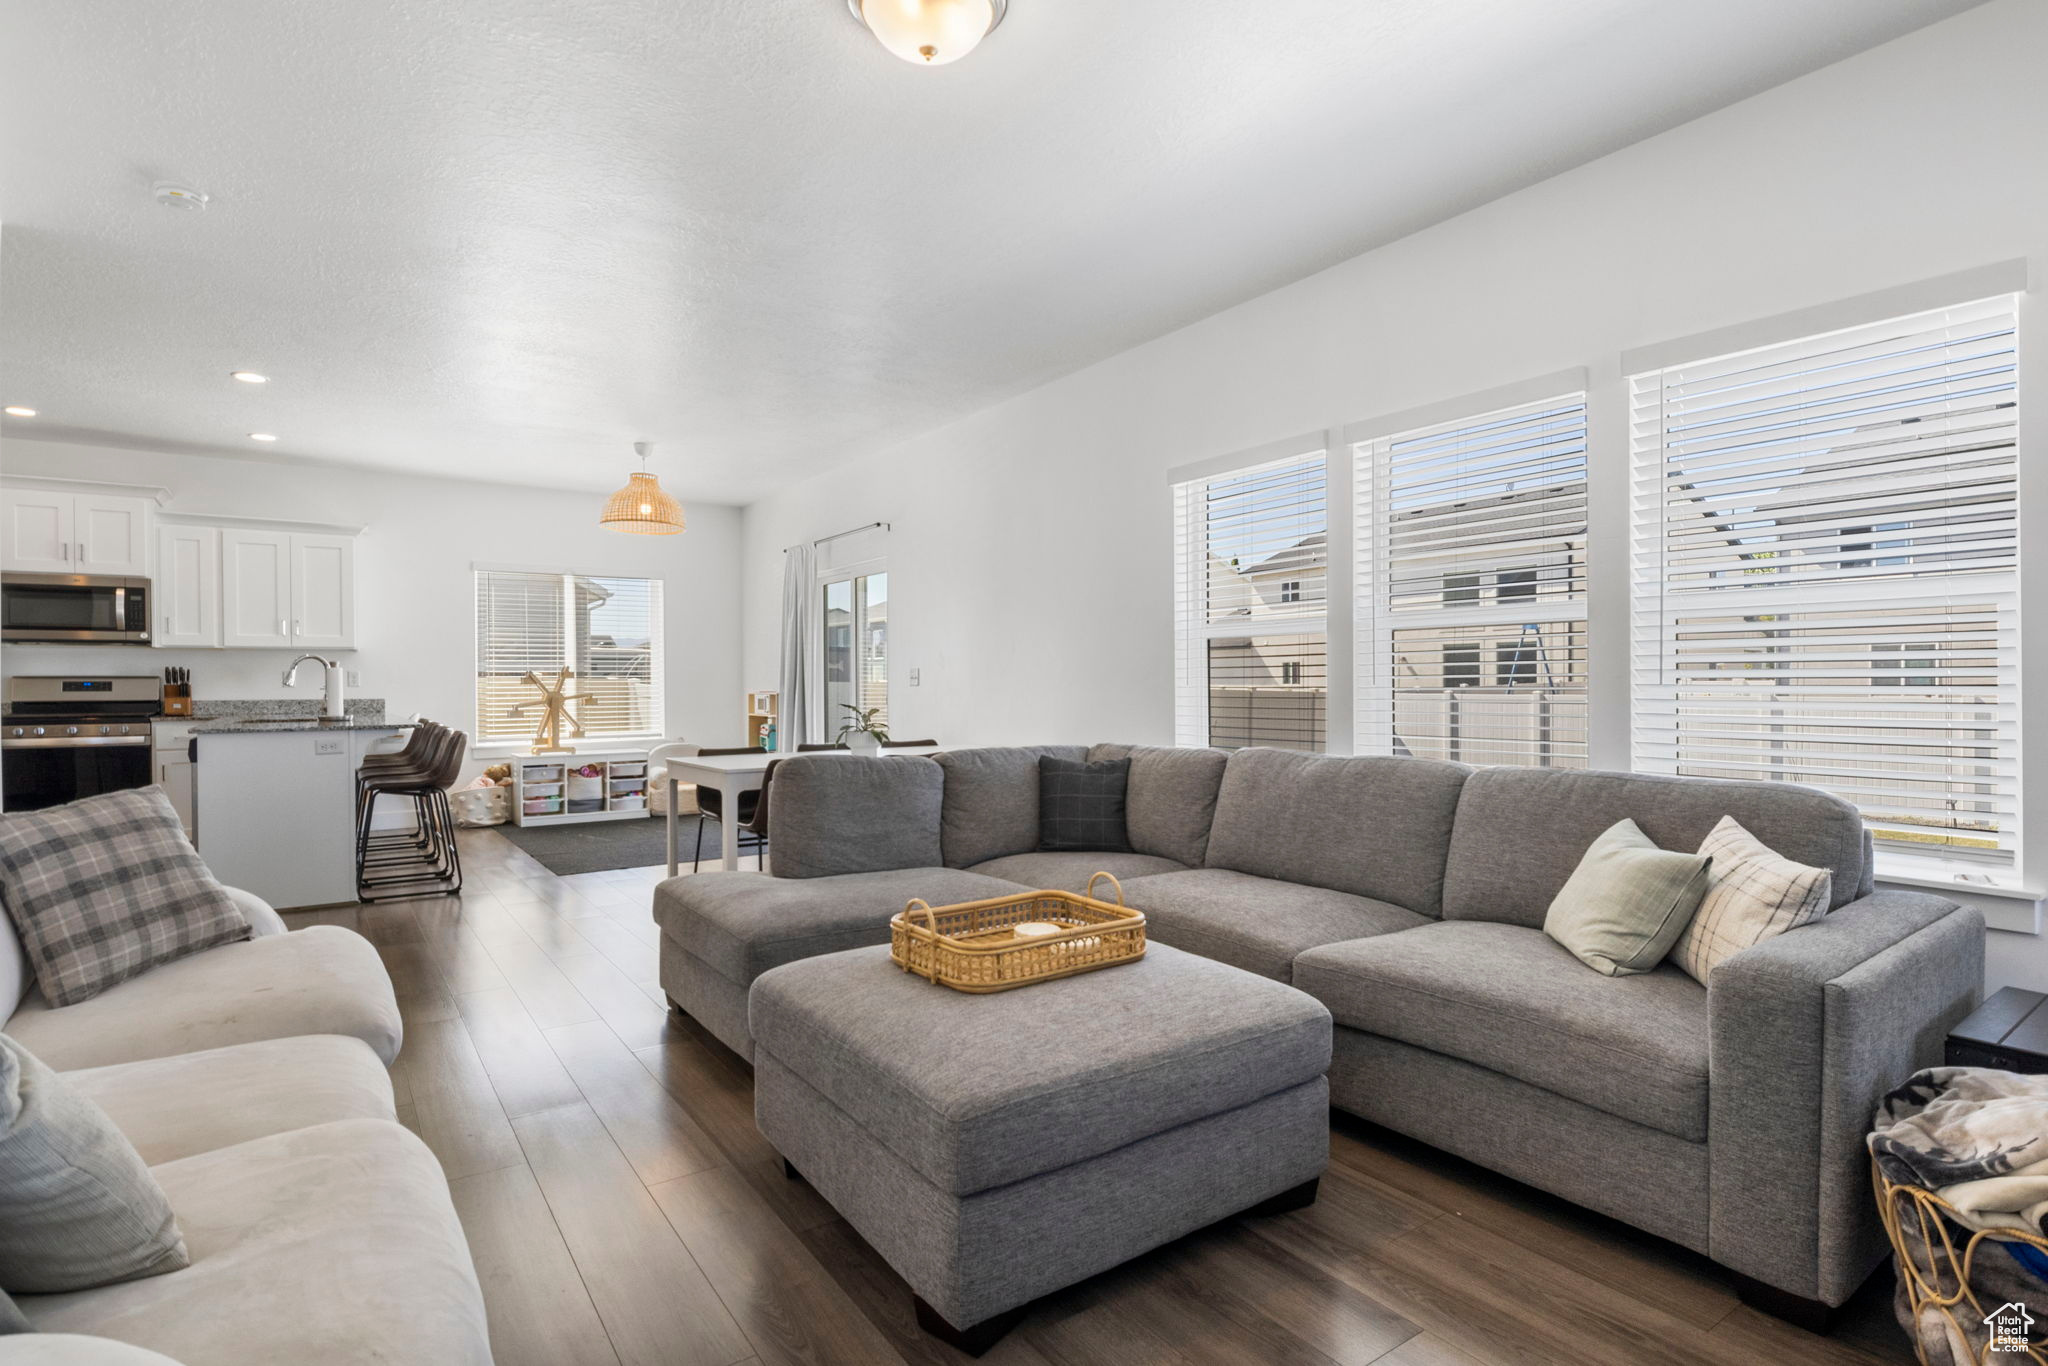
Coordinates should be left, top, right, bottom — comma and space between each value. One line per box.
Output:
1708, 890, 1983, 1305
766, 756, 944, 878
224, 885, 288, 937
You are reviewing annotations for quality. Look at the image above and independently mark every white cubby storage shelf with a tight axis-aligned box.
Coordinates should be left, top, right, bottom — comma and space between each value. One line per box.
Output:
509, 751, 650, 826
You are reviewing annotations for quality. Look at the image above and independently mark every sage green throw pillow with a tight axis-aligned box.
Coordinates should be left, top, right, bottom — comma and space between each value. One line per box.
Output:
0, 1033, 190, 1293
1544, 819, 1713, 977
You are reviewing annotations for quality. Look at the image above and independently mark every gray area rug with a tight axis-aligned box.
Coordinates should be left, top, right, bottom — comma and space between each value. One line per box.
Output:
494, 814, 684, 876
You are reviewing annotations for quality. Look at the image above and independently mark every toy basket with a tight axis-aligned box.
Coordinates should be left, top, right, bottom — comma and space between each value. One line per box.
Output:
889, 872, 1146, 993
1874, 1158, 2048, 1363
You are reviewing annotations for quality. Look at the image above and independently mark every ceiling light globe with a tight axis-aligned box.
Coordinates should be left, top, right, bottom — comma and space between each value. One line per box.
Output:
852, 0, 1000, 66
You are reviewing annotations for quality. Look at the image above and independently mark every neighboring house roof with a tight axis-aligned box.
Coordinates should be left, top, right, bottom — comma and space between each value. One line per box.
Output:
1243, 533, 1328, 578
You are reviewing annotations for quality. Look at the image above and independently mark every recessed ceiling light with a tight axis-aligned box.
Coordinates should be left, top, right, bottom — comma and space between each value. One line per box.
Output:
230, 371, 269, 384
153, 182, 209, 211
249, 432, 278, 442
3, 407, 34, 418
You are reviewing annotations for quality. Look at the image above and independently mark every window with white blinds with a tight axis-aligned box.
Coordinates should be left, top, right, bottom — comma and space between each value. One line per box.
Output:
1355, 395, 1589, 768
1172, 448, 1329, 752
475, 570, 665, 743
1630, 296, 2019, 867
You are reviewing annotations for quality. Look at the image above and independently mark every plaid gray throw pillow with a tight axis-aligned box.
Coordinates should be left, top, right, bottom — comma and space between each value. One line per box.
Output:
1673, 814, 1832, 985
1038, 756, 1133, 853
0, 787, 249, 1008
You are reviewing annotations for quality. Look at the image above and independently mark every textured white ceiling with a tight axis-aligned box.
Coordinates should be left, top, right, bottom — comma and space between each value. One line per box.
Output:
0, 0, 1980, 501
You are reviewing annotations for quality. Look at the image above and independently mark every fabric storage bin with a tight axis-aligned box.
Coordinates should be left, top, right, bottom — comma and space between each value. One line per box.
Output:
452, 785, 510, 827
568, 798, 604, 814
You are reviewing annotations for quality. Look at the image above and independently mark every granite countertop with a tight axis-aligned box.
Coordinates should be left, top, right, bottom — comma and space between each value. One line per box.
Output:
189, 716, 407, 733
186, 697, 403, 734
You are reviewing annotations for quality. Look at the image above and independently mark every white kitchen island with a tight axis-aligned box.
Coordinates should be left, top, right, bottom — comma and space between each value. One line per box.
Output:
192, 718, 408, 908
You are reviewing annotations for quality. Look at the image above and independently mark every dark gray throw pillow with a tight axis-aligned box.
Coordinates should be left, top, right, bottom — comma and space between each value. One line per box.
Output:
0, 1032, 190, 1293
0, 1283, 29, 1334
1038, 757, 1133, 853
0, 787, 249, 1008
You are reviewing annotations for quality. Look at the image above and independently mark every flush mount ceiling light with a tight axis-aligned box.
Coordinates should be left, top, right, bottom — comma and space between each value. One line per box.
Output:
249, 432, 278, 442
600, 442, 686, 536
3, 407, 34, 418
230, 371, 269, 384
847, 0, 1006, 65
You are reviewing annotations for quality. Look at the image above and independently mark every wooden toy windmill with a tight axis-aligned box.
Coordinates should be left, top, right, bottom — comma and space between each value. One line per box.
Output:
512, 667, 594, 755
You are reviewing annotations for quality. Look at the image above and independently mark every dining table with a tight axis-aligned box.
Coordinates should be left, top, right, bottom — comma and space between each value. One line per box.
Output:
663, 746, 942, 876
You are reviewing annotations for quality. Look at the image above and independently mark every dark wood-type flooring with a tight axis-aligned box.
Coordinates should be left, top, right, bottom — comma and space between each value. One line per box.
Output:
276, 827, 1916, 1366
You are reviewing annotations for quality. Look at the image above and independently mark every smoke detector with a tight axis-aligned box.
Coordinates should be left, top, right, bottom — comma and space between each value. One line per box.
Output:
153, 182, 209, 211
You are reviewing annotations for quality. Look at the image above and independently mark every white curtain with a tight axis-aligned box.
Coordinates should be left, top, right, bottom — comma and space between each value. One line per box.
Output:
777, 543, 819, 752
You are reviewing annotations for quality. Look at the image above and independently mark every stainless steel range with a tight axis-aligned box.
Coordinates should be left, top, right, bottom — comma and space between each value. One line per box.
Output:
2, 675, 159, 811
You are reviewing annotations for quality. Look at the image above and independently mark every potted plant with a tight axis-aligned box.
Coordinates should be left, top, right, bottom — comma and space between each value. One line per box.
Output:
836, 703, 889, 755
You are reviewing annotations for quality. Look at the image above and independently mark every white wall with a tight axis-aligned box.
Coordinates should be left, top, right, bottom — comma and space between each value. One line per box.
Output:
0, 438, 747, 769
738, 0, 2048, 985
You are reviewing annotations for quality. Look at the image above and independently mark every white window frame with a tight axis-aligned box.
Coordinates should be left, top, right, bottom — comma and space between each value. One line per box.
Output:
1348, 377, 1591, 769
1627, 294, 2022, 882
1170, 436, 1331, 751
472, 562, 666, 749
817, 551, 889, 738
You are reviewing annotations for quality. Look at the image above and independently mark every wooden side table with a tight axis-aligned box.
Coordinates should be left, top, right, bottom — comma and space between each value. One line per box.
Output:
1946, 986, 2048, 1074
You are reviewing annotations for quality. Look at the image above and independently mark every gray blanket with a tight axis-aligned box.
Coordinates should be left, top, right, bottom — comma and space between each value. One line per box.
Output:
1871, 1067, 2048, 1363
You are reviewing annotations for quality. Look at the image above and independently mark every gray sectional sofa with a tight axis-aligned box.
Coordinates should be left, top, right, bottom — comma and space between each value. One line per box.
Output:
652, 743, 1985, 1322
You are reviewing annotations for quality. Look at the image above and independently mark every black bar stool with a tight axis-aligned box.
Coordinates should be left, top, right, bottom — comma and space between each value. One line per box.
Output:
357, 724, 468, 902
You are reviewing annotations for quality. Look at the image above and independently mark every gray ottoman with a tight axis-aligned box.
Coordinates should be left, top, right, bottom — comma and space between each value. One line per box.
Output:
750, 942, 1332, 1354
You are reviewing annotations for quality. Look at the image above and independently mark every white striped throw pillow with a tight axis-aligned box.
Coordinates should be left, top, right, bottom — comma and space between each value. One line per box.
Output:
1673, 815, 1832, 985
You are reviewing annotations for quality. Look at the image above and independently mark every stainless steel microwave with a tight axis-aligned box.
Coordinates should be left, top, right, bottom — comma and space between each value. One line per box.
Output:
0, 573, 152, 644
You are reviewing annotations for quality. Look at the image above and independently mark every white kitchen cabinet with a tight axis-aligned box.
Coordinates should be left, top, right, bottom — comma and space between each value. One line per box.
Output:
157, 523, 221, 648
289, 533, 355, 650
75, 495, 151, 575
154, 721, 200, 840
0, 488, 150, 575
220, 529, 294, 649
0, 488, 73, 571
167, 519, 358, 651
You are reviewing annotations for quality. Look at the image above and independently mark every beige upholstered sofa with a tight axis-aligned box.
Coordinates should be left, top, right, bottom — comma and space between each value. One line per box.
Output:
1, 888, 492, 1365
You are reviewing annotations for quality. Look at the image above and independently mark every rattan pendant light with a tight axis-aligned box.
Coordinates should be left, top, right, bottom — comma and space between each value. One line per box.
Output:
600, 441, 685, 535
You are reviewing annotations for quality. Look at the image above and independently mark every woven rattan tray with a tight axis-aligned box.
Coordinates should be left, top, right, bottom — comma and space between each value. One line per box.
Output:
889, 871, 1147, 993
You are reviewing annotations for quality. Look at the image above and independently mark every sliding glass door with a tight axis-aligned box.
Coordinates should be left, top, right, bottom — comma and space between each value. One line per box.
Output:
823, 571, 888, 736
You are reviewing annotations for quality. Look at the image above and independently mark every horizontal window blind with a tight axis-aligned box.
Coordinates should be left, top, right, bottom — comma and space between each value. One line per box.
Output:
476, 570, 664, 744
1388, 620, 1588, 767
1357, 395, 1589, 768
1630, 296, 2019, 864
1173, 448, 1328, 752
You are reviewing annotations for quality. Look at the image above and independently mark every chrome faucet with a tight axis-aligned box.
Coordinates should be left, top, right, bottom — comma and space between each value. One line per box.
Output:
283, 654, 347, 720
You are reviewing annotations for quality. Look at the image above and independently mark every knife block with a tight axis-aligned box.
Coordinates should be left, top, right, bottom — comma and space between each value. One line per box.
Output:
162, 685, 192, 716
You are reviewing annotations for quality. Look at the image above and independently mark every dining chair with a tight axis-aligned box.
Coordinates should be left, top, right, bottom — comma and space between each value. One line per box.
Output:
692, 745, 768, 872
647, 740, 702, 817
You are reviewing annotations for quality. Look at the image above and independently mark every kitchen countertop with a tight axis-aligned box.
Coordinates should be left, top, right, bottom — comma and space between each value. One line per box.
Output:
189, 716, 407, 733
